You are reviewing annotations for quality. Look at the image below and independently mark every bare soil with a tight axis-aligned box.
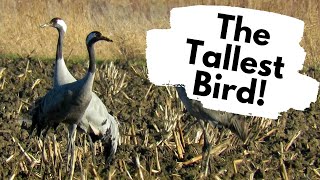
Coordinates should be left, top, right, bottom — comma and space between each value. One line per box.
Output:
0, 57, 319, 179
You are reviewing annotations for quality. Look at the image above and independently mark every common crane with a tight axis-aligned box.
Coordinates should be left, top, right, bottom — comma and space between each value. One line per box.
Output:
175, 85, 248, 177
39, 18, 119, 166
30, 31, 113, 176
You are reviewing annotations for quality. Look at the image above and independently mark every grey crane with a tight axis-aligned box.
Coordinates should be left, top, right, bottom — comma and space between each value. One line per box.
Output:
30, 31, 113, 176
39, 18, 119, 166
175, 85, 248, 177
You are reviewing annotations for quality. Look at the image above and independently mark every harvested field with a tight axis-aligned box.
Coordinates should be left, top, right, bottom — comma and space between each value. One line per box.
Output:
0, 57, 319, 179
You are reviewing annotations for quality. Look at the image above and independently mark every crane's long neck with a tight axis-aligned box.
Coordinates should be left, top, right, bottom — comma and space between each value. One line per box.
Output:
56, 29, 64, 62
176, 86, 189, 102
79, 42, 96, 92
87, 43, 96, 74
175, 86, 193, 110
53, 28, 76, 87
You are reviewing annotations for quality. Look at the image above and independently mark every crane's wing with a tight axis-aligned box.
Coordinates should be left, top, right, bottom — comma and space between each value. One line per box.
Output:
30, 86, 73, 136
80, 93, 120, 164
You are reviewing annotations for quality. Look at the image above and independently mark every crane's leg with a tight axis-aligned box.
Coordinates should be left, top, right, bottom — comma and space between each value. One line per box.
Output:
67, 124, 77, 179
198, 119, 211, 178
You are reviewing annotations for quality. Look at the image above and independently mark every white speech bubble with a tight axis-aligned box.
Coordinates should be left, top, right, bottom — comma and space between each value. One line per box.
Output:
146, 5, 319, 119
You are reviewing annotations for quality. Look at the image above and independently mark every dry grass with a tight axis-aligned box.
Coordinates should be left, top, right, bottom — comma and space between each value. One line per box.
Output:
0, 0, 319, 67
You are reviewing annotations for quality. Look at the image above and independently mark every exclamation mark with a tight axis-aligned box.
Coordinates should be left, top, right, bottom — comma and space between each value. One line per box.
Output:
257, 80, 267, 106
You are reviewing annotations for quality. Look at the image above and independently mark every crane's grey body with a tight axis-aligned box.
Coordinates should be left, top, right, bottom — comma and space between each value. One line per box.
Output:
34, 72, 94, 133
38, 18, 119, 166
175, 85, 247, 140
56, 60, 119, 148
175, 85, 248, 176
55, 51, 119, 159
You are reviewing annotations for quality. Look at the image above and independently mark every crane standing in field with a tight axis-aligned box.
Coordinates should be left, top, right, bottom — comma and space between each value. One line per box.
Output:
37, 17, 119, 167
175, 85, 248, 177
30, 31, 114, 178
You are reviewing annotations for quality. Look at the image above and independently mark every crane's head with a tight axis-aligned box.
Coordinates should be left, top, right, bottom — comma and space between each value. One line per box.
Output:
40, 17, 67, 33
86, 31, 113, 47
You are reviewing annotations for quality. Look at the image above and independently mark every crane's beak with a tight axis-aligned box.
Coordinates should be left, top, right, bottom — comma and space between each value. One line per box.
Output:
40, 22, 52, 28
101, 36, 113, 42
